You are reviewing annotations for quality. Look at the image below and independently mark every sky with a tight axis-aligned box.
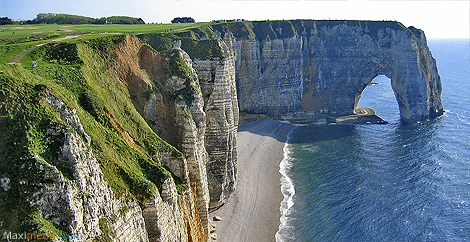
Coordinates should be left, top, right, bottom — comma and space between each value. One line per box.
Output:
1, 0, 469, 39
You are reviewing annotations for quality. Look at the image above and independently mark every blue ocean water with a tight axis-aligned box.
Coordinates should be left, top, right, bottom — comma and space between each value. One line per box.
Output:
277, 39, 470, 242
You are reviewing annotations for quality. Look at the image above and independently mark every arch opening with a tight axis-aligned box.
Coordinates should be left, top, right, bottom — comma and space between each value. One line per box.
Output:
355, 75, 401, 123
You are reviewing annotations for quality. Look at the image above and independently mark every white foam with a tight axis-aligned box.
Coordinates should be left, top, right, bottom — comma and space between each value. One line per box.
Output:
276, 127, 297, 242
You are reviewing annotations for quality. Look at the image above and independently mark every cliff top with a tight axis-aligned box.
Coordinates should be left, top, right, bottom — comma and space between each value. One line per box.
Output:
174, 19, 417, 41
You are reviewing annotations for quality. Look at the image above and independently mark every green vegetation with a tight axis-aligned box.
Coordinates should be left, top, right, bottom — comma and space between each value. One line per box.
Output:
27, 13, 95, 25
0, 22, 202, 64
168, 50, 198, 106
181, 38, 224, 59
79, 89, 104, 118
0, 43, 23, 63
137, 33, 175, 55
30, 66, 87, 94
93, 218, 114, 242
0, 23, 200, 44
0, 64, 69, 235
168, 50, 193, 79
31, 211, 68, 239
101, 16, 145, 25
177, 19, 405, 41
31, 42, 82, 65
137, 32, 224, 60
25, 13, 145, 25
0, 30, 192, 236
171, 17, 195, 24
75, 42, 177, 199
0, 17, 15, 25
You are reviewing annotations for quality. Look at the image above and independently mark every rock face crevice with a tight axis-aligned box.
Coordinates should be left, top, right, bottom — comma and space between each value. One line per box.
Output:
211, 20, 443, 123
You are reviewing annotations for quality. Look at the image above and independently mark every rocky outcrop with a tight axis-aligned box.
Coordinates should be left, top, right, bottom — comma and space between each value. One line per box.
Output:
141, 179, 204, 242
34, 93, 149, 242
123, 34, 240, 212
113, 35, 210, 240
37, 91, 206, 242
209, 20, 443, 123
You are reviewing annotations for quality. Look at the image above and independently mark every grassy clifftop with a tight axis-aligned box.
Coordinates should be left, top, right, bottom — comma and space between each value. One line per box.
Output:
137, 32, 225, 60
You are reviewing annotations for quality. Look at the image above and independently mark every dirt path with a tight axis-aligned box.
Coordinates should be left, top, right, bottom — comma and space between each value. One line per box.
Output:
7, 35, 80, 64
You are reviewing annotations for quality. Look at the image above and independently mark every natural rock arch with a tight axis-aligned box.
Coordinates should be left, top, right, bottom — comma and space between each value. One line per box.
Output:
354, 74, 400, 120
297, 24, 444, 123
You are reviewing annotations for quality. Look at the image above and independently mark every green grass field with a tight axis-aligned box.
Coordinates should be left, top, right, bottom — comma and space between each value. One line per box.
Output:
0, 22, 206, 64
0, 23, 201, 39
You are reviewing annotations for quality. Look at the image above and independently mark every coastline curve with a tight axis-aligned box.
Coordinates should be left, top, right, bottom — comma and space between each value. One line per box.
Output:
276, 126, 297, 242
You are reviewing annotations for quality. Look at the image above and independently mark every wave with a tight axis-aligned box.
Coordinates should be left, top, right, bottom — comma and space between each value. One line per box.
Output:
276, 127, 297, 242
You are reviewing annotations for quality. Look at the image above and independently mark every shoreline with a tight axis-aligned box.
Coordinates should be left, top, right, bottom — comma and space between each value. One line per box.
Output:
210, 119, 295, 242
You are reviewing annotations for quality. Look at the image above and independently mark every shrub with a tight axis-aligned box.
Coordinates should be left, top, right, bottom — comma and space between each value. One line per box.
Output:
79, 89, 104, 118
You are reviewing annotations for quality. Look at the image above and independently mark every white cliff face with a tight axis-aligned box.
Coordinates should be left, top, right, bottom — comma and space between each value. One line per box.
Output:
215, 20, 443, 123
142, 179, 205, 242
125, 33, 240, 214
233, 35, 304, 117
171, 49, 211, 240
191, 33, 239, 209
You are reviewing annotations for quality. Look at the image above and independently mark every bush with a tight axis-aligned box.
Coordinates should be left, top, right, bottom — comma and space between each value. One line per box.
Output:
79, 89, 104, 118
29, 43, 82, 65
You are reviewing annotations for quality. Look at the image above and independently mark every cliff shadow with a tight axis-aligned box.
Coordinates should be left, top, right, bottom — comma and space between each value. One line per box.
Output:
288, 124, 358, 144
238, 119, 295, 143
238, 119, 358, 144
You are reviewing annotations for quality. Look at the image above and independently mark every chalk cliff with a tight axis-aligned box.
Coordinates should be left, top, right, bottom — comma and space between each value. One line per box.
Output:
0, 35, 208, 242
136, 33, 240, 210
190, 36, 239, 209
199, 20, 443, 123
113, 35, 210, 241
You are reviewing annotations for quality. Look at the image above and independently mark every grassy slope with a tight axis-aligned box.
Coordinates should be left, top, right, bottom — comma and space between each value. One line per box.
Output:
0, 34, 187, 235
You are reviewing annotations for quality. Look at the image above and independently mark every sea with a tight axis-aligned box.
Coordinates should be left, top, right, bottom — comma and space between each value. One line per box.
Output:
276, 39, 470, 242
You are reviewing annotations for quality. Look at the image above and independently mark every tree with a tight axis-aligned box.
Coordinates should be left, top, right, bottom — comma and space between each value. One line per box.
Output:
171, 17, 195, 24
0, 17, 15, 25
25, 13, 146, 25
102, 16, 145, 24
